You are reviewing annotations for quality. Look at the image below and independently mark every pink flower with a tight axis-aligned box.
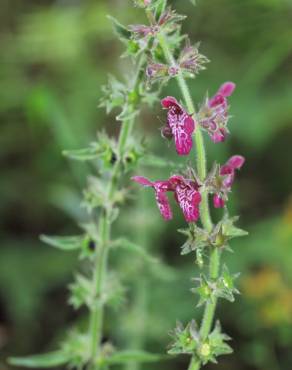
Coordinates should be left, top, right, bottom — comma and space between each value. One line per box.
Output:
212, 155, 245, 208
169, 176, 201, 222
129, 24, 155, 38
130, 8, 183, 39
146, 62, 169, 82
199, 82, 236, 143
132, 175, 201, 222
132, 176, 173, 220
161, 96, 195, 156
178, 40, 209, 77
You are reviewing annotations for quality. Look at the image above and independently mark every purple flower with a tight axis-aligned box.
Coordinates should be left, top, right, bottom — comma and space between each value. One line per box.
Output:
130, 8, 185, 40
129, 24, 155, 38
199, 82, 236, 143
132, 175, 201, 223
169, 176, 202, 222
178, 40, 209, 77
212, 155, 245, 208
132, 176, 173, 220
161, 96, 196, 156
146, 62, 169, 82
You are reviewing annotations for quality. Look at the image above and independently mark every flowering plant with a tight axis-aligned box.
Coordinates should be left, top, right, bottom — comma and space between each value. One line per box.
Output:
130, 1, 247, 369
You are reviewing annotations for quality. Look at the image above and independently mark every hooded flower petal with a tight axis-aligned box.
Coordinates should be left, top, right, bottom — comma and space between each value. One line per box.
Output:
170, 176, 201, 222
218, 81, 236, 97
161, 97, 195, 156
225, 155, 245, 170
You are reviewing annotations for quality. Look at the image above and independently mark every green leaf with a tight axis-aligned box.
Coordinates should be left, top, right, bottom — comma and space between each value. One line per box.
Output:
107, 16, 132, 41
8, 351, 69, 368
220, 214, 248, 239
140, 154, 182, 169
116, 104, 139, 122
68, 274, 93, 309
100, 75, 127, 114
192, 275, 214, 307
105, 350, 167, 365
40, 234, 84, 251
216, 265, 240, 303
209, 321, 233, 357
111, 238, 158, 264
153, 0, 167, 21
63, 144, 102, 161
168, 320, 199, 355
178, 226, 209, 255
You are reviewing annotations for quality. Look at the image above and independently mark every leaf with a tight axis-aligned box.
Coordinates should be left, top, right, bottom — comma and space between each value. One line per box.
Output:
8, 351, 70, 368
40, 234, 84, 251
168, 320, 199, 355
100, 75, 127, 114
189, 0, 196, 5
116, 104, 139, 122
111, 238, 158, 264
153, 0, 167, 21
140, 154, 182, 169
68, 274, 92, 309
209, 321, 233, 357
107, 16, 132, 41
105, 350, 168, 365
63, 144, 102, 161
222, 216, 248, 239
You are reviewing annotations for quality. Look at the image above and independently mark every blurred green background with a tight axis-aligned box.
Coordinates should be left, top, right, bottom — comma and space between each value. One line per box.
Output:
1, 0, 292, 369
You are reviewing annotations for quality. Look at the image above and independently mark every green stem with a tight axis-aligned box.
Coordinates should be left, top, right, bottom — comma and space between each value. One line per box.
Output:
88, 56, 146, 369
156, 32, 221, 370
89, 212, 110, 367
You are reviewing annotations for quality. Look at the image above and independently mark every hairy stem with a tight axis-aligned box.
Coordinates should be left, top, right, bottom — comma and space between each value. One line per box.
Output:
156, 32, 221, 370
88, 56, 145, 369
89, 212, 110, 368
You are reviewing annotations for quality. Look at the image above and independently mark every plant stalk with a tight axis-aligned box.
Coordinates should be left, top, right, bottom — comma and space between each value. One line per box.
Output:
88, 56, 145, 369
156, 32, 221, 370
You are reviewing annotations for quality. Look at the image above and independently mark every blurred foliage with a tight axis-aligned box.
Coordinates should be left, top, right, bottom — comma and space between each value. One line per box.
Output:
1, 0, 292, 370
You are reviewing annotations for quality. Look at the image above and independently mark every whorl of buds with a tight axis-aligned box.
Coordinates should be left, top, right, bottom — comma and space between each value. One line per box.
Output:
178, 41, 209, 77
146, 42, 208, 84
